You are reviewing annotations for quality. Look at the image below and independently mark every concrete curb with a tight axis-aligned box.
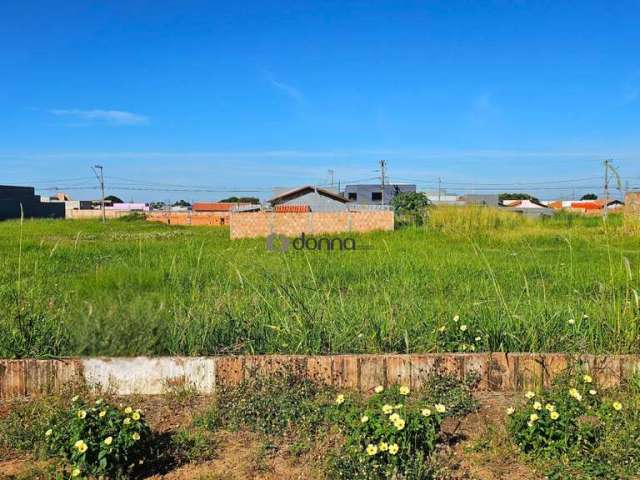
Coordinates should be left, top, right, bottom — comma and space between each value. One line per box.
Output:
1, 354, 639, 399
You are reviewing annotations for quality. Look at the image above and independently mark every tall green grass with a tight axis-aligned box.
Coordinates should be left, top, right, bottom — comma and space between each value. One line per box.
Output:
0, 209, 638, 358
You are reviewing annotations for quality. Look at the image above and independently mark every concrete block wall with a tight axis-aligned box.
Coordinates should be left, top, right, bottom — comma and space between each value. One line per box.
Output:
229, 211, 395, 239
2, 354, 640, 400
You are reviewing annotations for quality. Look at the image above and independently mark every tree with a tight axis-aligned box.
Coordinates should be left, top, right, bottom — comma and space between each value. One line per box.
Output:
219, 196, 260, 204
172, 199, 191, 207
390, 192, 431, 226
499, 193, 540, 204
580, 193, 598, 200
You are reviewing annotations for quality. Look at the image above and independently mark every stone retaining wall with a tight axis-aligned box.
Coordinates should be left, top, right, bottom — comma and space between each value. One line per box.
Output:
1, 354, 639, 400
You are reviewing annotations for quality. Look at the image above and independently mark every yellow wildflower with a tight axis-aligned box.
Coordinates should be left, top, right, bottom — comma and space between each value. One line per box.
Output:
533, 401, 542, 410
545, 404, 556, 412
132, 432, 140, 441
421, 408, 432, 417
435, 404, 446, 414
132, 412, 141, 421
506, 407, 515, 416
525, 391, 535, 400
123, 418, 131, 425
99, 410, 106, 418
366, 444, 378, 456
583, 374, 593, 384
394, 418, 406, 431
374, 385, 384, 394
382, 404, 394, 414
389, 413, 400, 422
124, 407, 133, 414
399, 386, 410, 396
360, 416, 369, 424
460, 325, 468, 332
613, 401, 623, 411
104, 436, 113, 446
569, 388, 583, 401
45, 429, 52, 437
335, 394, 345, 405
589, 389, 597, 396
77, 410, 87, 419
550, 411, 560, 420
529, 413, 539, 422
388, 443, 399, 455
71, 468, 81, 478
74, 440, 88, 453
378, 442, 388, 452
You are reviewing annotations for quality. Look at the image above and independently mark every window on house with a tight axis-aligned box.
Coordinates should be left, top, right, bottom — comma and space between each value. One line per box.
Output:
371, 192, 382, 201
348, 192, 357, 201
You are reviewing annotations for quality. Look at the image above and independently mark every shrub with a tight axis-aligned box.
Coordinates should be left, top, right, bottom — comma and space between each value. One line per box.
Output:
507, 373, 603, 456
200, 366, 327, 436
329, 385, 445, 479
45, 396, 152, 479
507, 371, 640, 478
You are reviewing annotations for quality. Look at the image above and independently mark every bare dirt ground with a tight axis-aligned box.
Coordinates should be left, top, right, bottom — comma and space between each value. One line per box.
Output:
0, 393, 541, 480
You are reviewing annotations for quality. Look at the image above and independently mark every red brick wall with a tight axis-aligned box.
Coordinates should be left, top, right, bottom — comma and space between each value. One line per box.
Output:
229, 211, 395, 239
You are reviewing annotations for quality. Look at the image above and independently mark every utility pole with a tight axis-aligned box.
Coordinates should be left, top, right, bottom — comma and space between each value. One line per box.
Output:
379, 160, 386, 206
603, 159, 610, 220
328, 169, 335, 189
92, 165, 106, 223
438, 177, 442, 202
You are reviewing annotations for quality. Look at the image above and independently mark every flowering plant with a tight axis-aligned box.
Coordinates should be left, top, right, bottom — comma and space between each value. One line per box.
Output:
507, 373, 609, 456
331, 385, 445, 479
45, 396, 151, 478
435, 315, 485, 352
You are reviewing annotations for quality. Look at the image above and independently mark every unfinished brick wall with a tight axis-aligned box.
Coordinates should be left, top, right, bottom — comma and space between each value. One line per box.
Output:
147, 212, 229, 226
229, 211, 394, 239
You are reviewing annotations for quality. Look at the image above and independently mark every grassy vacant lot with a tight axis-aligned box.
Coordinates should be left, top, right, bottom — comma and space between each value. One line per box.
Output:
1, 207, 639, 357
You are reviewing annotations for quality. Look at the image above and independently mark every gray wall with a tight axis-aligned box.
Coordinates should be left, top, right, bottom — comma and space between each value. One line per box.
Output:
344, 184, 416, 205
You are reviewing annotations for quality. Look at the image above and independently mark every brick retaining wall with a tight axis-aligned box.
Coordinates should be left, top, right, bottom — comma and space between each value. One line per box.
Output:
2, 354, 640, 400
229, 211, 395, 239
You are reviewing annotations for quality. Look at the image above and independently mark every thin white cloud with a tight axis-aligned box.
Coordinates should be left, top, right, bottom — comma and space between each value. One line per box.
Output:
48, 109, 148, 125
267, 77, 303, 101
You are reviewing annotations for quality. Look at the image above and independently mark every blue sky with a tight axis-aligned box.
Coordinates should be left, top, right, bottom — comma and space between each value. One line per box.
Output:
1, 0, 639, 201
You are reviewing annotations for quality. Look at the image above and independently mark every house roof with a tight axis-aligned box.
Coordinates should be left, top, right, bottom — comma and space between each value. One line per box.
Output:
268, 185, 348, 204
502, 199, 549, 208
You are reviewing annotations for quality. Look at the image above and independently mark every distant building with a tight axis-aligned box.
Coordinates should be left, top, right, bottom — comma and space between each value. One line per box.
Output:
459, 194, 500, 207
343, 184, 416, 205
501, 198, 554, 218
269, 185, 350, 211
192, 202, 253, 212
422, 190, 462, 206
0, 185, 65, 221
107, 203, 150, 212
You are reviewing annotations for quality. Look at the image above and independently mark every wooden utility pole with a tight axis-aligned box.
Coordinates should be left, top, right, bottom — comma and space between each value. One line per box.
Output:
438, 177, 442, 202
92, 165, 106, 223
379, 160, 386, 206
